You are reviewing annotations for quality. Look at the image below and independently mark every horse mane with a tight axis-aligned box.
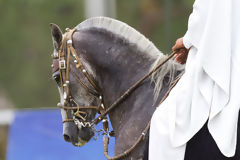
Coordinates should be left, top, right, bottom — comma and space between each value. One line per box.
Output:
150, 58, 184, 102
76, 17, 184, 102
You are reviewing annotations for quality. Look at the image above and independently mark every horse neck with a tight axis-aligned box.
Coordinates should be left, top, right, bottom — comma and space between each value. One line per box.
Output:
98, 45, 157, 156
102, 52, 156, 129
74, 29, 159, 155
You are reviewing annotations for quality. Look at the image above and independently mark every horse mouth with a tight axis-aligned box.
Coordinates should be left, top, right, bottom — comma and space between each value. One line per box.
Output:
72, 138, 87, 147
71, 128, 94, 147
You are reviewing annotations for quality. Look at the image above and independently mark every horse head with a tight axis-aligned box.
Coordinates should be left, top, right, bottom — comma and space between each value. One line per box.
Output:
50, 23, 99, 147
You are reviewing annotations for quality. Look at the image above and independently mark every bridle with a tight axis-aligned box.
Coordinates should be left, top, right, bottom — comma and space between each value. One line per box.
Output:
52, 27, 180, 160
52, 28, 107, 129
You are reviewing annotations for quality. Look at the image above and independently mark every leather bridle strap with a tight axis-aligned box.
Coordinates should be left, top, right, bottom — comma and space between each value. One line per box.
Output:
58, 105, 99, 110
67, 39, 100, 93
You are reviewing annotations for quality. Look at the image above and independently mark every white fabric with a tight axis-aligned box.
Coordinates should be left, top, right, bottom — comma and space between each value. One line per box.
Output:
149, 0, 240, 159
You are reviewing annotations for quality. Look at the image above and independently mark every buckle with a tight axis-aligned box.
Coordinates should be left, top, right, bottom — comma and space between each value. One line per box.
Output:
59, 60, 66, 69
67, 40, 72, 44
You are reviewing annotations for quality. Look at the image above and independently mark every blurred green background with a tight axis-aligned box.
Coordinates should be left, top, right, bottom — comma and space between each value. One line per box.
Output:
0, 0, 194, 109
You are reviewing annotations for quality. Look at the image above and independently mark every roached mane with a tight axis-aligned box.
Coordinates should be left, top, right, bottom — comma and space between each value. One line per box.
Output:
75, 17, 184, 103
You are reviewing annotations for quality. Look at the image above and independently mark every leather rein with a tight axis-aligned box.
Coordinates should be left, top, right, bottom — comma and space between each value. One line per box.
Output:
52, 28, 179, 160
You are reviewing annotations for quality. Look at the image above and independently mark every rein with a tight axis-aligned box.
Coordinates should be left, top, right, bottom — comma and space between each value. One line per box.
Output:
53, 28, 179, 160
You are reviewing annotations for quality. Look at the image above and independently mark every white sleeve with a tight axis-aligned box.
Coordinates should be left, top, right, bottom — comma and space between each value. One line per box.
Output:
183, 34, 192, 49
182, 0, 209, 49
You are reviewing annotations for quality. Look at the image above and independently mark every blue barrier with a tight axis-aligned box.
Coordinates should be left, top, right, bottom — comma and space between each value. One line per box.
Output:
6, 109, 114, 160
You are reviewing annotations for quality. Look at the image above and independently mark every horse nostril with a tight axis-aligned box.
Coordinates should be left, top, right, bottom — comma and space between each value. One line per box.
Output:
63, 134, 71, 142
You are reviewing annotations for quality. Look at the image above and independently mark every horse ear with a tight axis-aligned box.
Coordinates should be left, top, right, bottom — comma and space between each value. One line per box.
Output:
50, 23, 63, 50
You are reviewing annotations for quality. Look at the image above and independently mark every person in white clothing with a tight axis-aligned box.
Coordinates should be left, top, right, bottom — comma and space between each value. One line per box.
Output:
149, 0, 240, 159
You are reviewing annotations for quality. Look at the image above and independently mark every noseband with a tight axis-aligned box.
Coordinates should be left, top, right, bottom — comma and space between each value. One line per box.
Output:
52, 27, 180, 160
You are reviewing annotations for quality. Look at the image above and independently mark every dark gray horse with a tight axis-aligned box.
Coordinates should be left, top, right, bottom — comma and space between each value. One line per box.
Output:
50, 17, 240, 160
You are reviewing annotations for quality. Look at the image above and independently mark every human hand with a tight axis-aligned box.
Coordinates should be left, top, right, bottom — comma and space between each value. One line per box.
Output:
172, 38, 189, 64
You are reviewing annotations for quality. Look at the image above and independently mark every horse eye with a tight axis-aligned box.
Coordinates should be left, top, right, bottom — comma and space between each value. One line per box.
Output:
52, 72, 60, 84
